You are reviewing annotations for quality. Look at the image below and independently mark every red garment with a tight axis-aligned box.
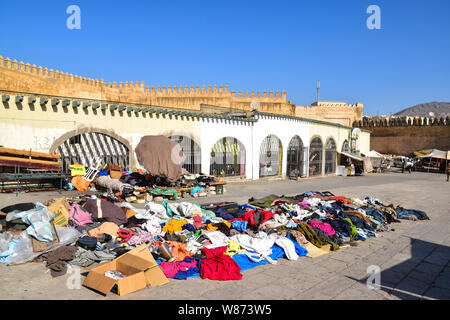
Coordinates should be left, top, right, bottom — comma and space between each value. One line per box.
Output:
231, 209, 275, 227
329, 196, 345, 200
200, 246, 242, 281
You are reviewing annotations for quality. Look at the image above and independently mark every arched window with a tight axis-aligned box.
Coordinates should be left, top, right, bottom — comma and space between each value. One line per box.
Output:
259, 134, 283, 177
55, 132, 129, 173
287, 135, 306, 178
325, 138, 337, 174
309, 137, 323, 176
210, 137, 246, 176
341, 140, 350, 153
169, 135, 201, 174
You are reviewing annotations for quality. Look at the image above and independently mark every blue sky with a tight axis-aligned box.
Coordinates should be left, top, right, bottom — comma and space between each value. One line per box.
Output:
1, 0, 449, 115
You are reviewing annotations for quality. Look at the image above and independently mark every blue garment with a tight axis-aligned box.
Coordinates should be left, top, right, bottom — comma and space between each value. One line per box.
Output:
285, 221, 298, 228
190, 186, 204, 196
396, 208, 429, 220
98, 170, 109, 177
233, 245, 286, 272
363, 208, 385, 224
238, 204, 255, 210
0, 240, 18, 264
231, 220, 248, 232
173, 258, 201, 280
217, 208, 234, 220
182, 223, 196, 232
286, 234, 308, 256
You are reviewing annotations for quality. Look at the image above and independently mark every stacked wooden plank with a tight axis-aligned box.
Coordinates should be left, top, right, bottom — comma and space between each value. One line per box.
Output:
0, 147, 61, 171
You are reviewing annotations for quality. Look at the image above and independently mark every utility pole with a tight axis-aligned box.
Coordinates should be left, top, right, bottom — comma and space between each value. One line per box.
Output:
316, 81, 320, 103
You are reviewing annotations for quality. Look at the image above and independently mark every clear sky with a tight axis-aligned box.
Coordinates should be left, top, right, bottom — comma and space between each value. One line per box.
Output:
1, 0, 449, 116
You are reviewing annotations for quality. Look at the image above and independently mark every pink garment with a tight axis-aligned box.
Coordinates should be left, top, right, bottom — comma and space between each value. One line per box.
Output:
193, 215, 206, 228
160, 259, 198, 278
297, 201, 310, 207
309, 221, 336, 236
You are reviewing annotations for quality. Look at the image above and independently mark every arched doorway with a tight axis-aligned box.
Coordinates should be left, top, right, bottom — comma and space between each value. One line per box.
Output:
259, 134, 283, 177
287, 135, 306, 179
54, 132, 130, 174
309, 137, 323, 176
210, 137, 246, 177
325, 138, 337, 174
169, 135, 201, 174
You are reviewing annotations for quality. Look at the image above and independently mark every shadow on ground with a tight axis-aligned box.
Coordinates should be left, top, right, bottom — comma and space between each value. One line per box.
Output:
347, 238, 450, 300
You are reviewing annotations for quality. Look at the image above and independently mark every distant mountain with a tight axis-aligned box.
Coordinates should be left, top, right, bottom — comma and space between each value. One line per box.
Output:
394, 102, 450, 118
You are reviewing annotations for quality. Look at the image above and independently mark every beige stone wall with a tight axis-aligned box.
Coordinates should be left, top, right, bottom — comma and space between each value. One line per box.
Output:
367, 126, 450, 155
0, 55, 363, 125
295, 103, 363, 127
354, 116, 450, 155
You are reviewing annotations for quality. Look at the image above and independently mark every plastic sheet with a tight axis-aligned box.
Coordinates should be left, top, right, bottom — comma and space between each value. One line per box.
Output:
0, 225, 81, 265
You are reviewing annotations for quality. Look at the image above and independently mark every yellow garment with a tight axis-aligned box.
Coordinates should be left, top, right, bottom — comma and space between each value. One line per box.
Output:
222, 220, 231, 228
207, 223, 218, 231
224, 240, 247, 257
162, 218, 187, 235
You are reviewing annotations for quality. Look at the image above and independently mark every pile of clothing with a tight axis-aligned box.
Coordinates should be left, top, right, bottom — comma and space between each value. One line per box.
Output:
0, 190, 429, 283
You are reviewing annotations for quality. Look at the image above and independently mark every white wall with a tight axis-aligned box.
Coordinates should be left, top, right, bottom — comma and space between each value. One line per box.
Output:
252, 115, 310, 179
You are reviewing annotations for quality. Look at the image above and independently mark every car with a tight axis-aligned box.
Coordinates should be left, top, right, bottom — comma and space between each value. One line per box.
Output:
393, 156, 405, 168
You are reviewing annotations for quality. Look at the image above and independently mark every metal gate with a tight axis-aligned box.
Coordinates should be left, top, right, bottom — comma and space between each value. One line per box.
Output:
169, 135, 201, 174
56, 132, 129, 173
325, 138, 337, 174
210, 137, 245, 177
259, 134, 282, 177
287, 135, 305, 179
309, 137, 323, 176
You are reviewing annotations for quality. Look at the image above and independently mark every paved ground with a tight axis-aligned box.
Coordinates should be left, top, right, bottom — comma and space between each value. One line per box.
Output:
0, 171, 449, 300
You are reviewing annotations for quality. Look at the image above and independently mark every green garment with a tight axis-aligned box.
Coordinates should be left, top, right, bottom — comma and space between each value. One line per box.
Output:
148, 188, 179, 200
281, 223, 340, 251
162, 200, 173, 217
367, 216, 382, 230
343, 217, 358, 240
248, 195, 293, 208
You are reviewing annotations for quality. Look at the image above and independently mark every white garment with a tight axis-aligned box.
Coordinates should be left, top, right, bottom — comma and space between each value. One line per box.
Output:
205, 231, 229, 245
169, 202, 202, 217
230, 234, 276, 264
260, 213, 289, 229
137, 202, 171, 220
268, 234, 298, 260
186, 239, 203, 254
141, 215, 162, 234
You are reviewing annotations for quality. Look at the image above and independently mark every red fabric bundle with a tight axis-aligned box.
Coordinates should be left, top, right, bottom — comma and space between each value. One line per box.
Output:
200, 246, 242, 281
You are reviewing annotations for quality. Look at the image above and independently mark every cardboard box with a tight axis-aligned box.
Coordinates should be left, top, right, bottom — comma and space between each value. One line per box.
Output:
109, 164, 122, 179
47, 198, 70, 227
83, 244, 168, 296
124, 243, 169, 287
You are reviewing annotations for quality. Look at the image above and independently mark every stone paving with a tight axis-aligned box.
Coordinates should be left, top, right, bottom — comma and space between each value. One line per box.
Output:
0, 171, 449, 300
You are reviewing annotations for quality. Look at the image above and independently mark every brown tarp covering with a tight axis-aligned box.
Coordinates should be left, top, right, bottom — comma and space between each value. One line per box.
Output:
135, 135, 184, 182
